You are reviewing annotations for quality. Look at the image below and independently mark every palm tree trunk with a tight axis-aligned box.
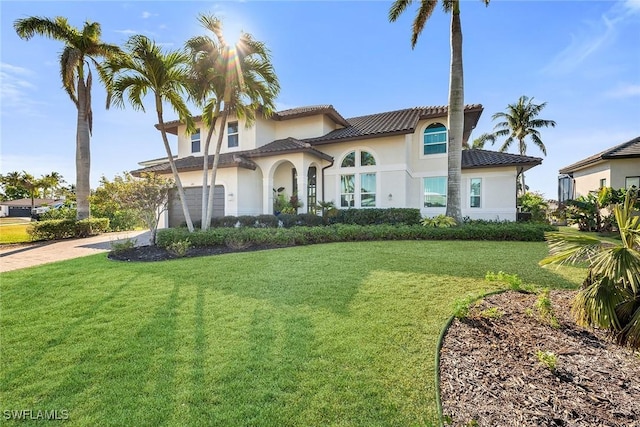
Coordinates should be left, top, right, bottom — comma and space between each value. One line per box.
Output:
445, 1, 464, 223
76, 73, 91, 220
204, 108, 229, 229
156, 98, 194, 232
200, 107, 219, 230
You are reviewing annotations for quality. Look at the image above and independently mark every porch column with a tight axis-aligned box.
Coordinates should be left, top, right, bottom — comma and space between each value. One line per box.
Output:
263, 170, 273, 215
296, 159, 309, 214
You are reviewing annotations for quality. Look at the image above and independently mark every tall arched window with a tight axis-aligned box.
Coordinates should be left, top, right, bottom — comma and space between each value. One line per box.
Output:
339, 150, 377, 208
424, 123, 447, 155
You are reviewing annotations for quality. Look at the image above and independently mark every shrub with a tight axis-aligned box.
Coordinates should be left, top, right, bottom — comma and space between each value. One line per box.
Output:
332, 208, 422, 225
237, 215, 257, 227
421, 214, 457, 228
536, 350, 557, 372
296, 213, 324, 227
255, 214, 279, 228
111, 238, 137, 253
28, 218, 110, 241
485, 271, 524, 291
167, 239, 191, 257
534, 288, 560, 328
277, 213, 297, 228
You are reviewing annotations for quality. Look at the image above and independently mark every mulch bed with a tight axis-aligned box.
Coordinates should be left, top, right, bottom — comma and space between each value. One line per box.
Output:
107, 244, 291, 262
439, 290, 640, 427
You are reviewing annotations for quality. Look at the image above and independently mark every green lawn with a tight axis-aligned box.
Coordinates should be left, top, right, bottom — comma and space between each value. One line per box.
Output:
0, 241, 585, 426
0, 222, 32, 244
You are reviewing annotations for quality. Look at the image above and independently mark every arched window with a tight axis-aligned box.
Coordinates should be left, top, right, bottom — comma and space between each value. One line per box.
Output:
424, 123, 447, 155
339, 149, 377, 208
341, 151, 356, 167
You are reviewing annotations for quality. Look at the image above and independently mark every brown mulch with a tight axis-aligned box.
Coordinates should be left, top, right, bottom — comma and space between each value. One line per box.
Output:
439, 290, 640, 427
107, 244, 291, 262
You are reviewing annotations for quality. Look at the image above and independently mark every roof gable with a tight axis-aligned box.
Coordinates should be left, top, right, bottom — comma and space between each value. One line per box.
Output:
559, 136, 640, 174
305, 104, 483, 145
462, 149, 542, 170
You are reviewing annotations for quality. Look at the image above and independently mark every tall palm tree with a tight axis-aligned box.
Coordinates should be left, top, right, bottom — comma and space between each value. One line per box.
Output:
480, 95, 556, 193
14, 17, 121, 220
186, 14, 280, 230
389, 0, 489, 222
103, 35, 196, 232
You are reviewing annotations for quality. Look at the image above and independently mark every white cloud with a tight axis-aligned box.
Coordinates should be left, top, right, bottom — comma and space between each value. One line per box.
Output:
114, 29, 138, 35
543, 2, 640, 75
142, 11, 152, 19
0, 62, 43, 117
605, 83, 640, 98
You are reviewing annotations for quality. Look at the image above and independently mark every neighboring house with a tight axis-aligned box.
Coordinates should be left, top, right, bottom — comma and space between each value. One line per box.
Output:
132, 104, 542, 227
0, 198, 59, 217
558, 136, 640, 204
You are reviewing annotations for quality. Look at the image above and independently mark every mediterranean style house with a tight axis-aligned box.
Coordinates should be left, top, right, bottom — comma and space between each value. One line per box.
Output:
132, 104, 543, 227
558, 136, 640, 204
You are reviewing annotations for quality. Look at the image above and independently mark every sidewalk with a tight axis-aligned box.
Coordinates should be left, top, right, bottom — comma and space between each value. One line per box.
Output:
0, 230, 151, 273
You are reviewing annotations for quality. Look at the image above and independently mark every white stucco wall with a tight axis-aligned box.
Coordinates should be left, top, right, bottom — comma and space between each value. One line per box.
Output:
236, 167, 263, 216
274, 115, 330, 140
610, 158, 640, 189
572, 162, 610, 198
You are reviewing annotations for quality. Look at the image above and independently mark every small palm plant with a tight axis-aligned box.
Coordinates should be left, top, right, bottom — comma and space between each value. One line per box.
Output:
540, 190, 640, 348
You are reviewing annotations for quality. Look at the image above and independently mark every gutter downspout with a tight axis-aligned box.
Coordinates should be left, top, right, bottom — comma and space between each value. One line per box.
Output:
321, 158, 335, 203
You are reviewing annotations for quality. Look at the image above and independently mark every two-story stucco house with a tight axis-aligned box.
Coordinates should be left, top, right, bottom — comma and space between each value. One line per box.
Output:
558, 136, 640, 204
133, 104, 543, 227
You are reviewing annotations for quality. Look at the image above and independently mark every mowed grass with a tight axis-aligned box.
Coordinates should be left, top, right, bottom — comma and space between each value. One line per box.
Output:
0, 222, 32, 244
0, 240, 585, 426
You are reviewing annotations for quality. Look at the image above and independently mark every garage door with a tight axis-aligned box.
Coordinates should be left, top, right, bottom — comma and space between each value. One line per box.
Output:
168, 186, 224, 228
8, 206, 32, 217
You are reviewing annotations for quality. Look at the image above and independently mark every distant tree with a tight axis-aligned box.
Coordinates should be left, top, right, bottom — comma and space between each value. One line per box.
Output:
108, 172, 175, 244
40, 172, 65, 198
186, 14, 280, 230
0, 171, 45, 212
475, 95, 556, 194
389, 0, 490, 223
14, 16, 121, 220
0, 172, 30, 200
104, 35, 196, 232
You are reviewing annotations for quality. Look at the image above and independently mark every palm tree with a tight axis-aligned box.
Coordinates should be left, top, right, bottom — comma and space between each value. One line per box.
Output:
14, 17, 121, 220
186, 14, 280, 230
389, 0, 490, 223
481, 95, 556, 194
41, 172, 65, 198
104, 35, 196, 232
2, 171, 44, 214
540, 189, 640, 349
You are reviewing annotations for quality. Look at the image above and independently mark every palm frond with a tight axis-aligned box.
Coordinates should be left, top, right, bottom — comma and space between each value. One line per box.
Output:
572, 277, 625, 330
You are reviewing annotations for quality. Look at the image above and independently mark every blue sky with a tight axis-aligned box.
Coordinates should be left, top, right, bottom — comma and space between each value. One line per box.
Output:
1, 0, 639, 200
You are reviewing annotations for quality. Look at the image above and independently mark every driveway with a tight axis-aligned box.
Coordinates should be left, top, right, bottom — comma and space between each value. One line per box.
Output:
0, 229, 151, 273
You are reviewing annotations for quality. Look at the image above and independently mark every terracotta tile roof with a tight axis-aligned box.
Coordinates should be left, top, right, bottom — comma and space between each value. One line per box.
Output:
305, 104, 483, 145
273, 105, 350, 127
131, 153, 257, 176
243, 137, 333, 161
132, 138, 333, 176
559, 136, 640, 174
461, 149, 542, 170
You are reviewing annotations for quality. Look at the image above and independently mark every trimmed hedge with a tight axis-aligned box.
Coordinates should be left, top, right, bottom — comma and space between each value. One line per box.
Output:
157, 222, 556, 249
28, 218, 110, 241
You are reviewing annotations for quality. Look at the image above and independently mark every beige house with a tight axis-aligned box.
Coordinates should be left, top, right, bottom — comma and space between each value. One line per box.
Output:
558, 136, 640, 203
133, 104, 543, 227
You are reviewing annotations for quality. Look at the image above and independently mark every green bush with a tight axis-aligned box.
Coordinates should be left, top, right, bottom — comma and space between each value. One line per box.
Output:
331, 208, 422, 225
296, 213, 324, 227
277, 214, 297, 228
237, 215, 257, 227
255, 214, 279, 228
28, 218, 110, 241
157, 222, 554, 250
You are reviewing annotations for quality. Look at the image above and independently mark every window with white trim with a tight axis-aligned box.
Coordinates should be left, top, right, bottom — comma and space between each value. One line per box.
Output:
424, 177, 447, 207
228, 122, 239, 148
470, 178, 481, 208
191, 130, 201, 153
423, 123, 447, 155
339, 150, 377, 208
626, 176, 640, 189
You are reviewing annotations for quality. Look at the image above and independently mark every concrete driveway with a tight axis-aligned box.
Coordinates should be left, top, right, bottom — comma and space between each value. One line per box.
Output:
0, 229, 151, 273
